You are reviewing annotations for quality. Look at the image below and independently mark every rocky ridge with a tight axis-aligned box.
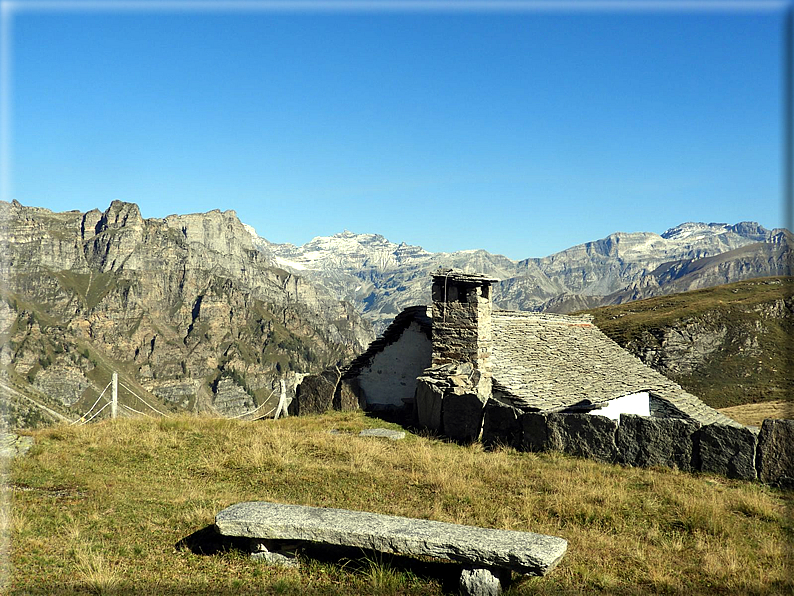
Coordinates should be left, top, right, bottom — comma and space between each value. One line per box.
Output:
0, 200, 374, 427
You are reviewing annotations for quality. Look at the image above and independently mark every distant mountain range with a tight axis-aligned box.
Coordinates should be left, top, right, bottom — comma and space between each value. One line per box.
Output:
249, 220, 792, 332
1, 198, 791, 428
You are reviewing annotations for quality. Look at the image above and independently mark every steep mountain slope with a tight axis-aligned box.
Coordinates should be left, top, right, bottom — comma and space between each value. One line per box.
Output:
0, 200, 374, 427
253, 222, 790, 331
582, 277, 794, 409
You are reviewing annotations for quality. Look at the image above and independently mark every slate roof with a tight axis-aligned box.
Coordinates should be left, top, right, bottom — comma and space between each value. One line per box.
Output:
490, 311, 741, 427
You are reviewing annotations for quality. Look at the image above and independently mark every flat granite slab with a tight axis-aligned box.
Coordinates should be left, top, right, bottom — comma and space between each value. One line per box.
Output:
215, 501, 567, 576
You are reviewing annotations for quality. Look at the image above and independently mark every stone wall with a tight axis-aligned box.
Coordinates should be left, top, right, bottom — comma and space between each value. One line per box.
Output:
480, 402, 793, 487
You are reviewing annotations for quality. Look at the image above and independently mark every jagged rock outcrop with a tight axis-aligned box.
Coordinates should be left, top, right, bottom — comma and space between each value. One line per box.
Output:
0, 200, 374, 427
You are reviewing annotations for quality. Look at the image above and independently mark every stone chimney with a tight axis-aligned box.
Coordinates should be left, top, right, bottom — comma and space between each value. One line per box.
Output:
431, 269, 498, 390
415, 270, 499, 440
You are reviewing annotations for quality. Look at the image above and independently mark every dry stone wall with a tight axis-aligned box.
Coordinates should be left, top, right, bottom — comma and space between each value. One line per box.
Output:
481, 402, 792, 486
756, 419, 794, 487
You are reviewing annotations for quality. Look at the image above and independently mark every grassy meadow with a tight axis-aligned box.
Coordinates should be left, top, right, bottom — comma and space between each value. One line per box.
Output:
5, 412, 793, 595
718, 400, 794, 428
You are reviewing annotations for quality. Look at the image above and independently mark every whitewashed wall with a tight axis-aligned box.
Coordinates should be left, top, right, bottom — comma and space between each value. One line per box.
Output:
588, 391, 650, 421
359, 322, 432, 409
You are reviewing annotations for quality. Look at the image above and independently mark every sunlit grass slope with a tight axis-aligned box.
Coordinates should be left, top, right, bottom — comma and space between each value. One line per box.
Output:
8, 412, 793, 595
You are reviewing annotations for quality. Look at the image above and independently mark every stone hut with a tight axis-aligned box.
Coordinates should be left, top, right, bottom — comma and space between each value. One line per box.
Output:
334, 270, 794, 484
340, 269, 739, 440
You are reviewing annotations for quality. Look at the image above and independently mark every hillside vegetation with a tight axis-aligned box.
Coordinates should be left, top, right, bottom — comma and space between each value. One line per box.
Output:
582, 277, 794, 409
6, 413, 793, 595
0, 200, 374, 428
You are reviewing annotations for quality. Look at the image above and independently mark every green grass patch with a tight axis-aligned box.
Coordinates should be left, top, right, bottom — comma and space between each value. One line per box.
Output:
8, 412, 793, 595
52, 270, 118, 311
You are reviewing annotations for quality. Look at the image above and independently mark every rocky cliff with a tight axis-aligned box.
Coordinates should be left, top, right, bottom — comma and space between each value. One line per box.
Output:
0, 200, 374, 427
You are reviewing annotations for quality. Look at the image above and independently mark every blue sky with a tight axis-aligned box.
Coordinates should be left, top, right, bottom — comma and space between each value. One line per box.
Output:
3, 1, 790, 260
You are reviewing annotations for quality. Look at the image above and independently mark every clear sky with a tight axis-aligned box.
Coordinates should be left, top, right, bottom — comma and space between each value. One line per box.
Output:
3, 1, 791, 260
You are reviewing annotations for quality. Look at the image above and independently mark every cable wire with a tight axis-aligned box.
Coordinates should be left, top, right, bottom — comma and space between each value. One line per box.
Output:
228, 386, 279, 419
71, 380, 112, 425
119, 382, 172, 417
80, 401, 111, 424
119, 402, 152, 418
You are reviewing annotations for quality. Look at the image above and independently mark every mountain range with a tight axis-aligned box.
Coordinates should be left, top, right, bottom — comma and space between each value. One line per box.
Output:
251, 220, 792, 332
1, 199, 791, 427
0, 200, 373, 427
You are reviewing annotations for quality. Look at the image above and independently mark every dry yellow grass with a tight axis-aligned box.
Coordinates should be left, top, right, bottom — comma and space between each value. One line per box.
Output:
7, 412, 794, 595
719, 400, 794, 427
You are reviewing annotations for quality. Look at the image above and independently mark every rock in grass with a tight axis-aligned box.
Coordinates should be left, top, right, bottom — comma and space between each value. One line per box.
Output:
757, 419, 794, 488
250, 550, 300, 568
358, 428, 405, 440
289, 367, 340, 416
215, 501, 567, 576
459, 567, 510, 596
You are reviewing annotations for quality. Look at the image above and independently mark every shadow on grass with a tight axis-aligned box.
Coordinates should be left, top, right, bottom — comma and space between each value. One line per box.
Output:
298, 542, 462, 592
174, 524, 461, 593
175, 523, 251, 555
362, 407, 452, 442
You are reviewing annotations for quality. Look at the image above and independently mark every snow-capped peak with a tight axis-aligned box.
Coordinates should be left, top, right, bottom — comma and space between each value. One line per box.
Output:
242, 223, 259, 240
660, 222, 731, 241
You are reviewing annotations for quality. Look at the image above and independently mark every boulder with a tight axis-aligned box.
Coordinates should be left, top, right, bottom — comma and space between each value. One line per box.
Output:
288, 367, 340, 416
617, 415, 700, 471
482, 398, 522, 449
459, 567, 510, 596
520, 413, 554, 453
415, 378, 444, 431
333, 378, 362, 412
696, 423, 758, 480
550, 413, 619, 463
442, 392, 486, 442
756, 419, 794, 488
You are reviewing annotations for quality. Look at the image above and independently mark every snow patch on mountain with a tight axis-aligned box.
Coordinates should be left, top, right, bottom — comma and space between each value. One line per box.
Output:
242, 220, 786, 332
661, 222, 731, 241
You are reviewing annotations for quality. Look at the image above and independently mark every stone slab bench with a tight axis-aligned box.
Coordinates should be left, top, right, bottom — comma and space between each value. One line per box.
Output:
215, 501, 567, 593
